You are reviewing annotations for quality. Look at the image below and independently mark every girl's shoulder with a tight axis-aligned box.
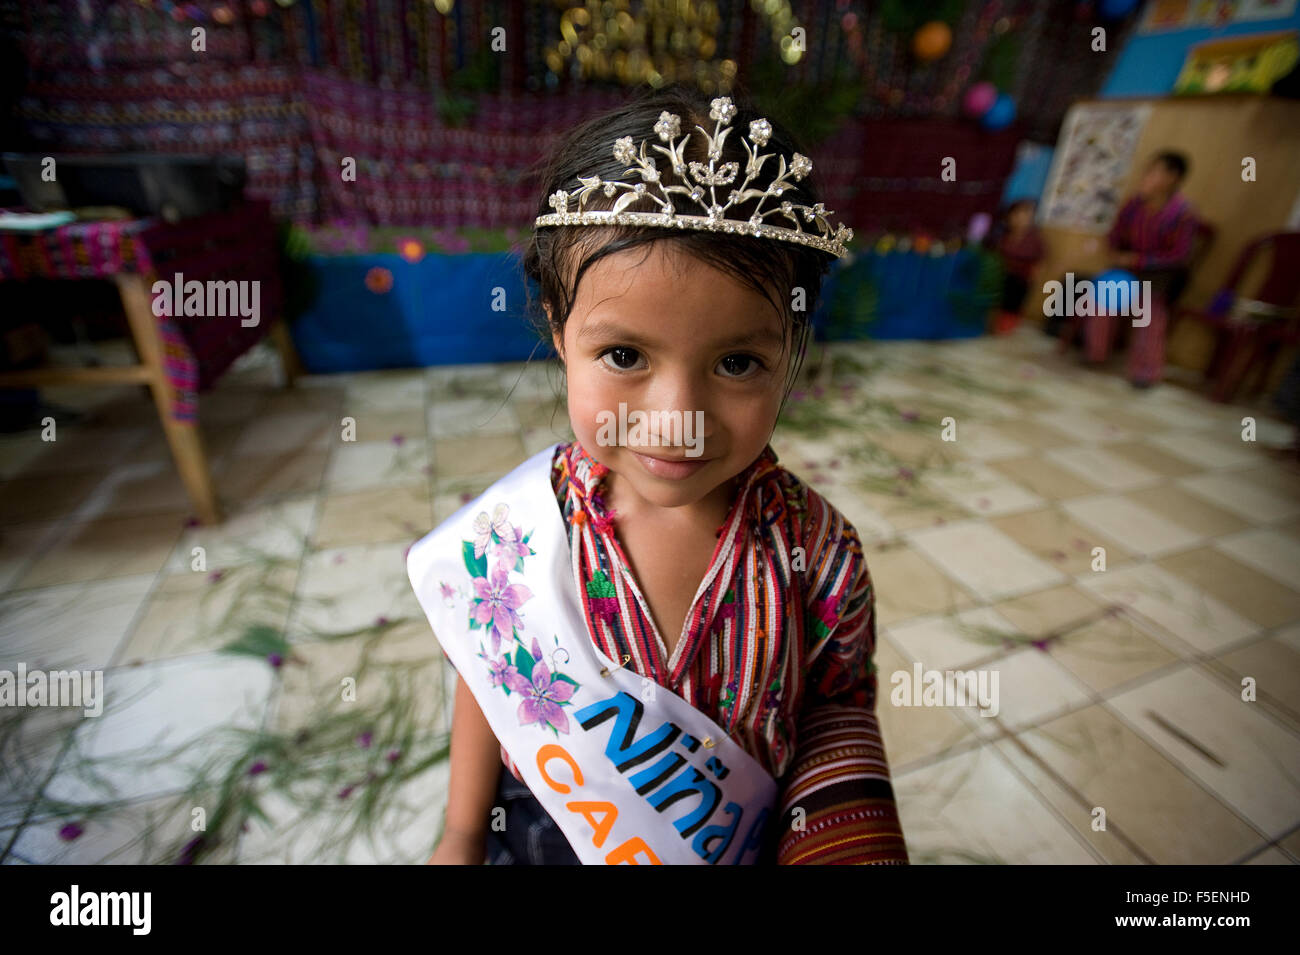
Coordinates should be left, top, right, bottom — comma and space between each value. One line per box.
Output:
762, 459, 867, 569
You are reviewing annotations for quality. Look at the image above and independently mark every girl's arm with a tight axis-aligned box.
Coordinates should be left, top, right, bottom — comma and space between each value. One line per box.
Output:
427, 672, 503, 864
777, 496, 908, 865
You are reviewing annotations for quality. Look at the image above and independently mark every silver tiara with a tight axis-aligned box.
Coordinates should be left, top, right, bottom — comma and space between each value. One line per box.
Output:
534, 96, 853, 258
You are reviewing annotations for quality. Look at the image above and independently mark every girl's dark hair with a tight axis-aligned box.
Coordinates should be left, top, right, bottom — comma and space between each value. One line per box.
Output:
522, 84, 835, 391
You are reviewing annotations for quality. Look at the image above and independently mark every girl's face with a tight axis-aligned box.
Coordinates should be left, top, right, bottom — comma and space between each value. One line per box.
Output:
552, 241, 790, 510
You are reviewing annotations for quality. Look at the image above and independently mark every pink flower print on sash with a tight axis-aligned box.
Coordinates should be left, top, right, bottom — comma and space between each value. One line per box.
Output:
469, 504, 535, 574
461, 503, 579, 734
471, 562, 534, 653
478, 649, 519, 690
472, 504, 511, 559
497, 637, 579, 735
492, 522, 533, 569
585, 570, 619, 623
506, 654, 576, 734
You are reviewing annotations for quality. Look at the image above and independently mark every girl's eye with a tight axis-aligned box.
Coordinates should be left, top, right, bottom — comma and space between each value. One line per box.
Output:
600, 347, 645, 371
718, 353, 761, 378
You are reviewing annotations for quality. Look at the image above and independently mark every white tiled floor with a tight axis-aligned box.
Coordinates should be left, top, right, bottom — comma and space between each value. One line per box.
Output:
2, 327, 1298, 864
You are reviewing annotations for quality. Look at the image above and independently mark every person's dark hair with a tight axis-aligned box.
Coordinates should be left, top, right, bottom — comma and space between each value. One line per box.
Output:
521, 83, 836, 393
1152, 150, 1189, 182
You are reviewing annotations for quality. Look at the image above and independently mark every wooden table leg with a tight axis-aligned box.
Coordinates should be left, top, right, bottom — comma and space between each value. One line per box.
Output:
114, 273, 222, 525
270, 318, 303, 387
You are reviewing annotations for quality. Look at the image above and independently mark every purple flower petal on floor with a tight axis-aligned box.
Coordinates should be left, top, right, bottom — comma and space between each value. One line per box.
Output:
248, 761, 267, 776
58, 822, 83, 841
267, 653, 283, 669
357, 731, 373, 749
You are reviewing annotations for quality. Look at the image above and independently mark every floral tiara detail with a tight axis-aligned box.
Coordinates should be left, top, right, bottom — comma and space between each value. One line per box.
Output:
534, 96, 853, 258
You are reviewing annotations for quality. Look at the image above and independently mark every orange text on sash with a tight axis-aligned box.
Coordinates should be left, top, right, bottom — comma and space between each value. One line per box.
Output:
536, 743, 662, 865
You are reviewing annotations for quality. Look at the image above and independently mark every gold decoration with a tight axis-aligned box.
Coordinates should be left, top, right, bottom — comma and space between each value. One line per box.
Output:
545, 0, 803, 89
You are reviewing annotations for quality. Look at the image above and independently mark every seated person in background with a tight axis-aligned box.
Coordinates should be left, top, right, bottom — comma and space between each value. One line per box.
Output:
994, 199, 1045, 335
1085, 150, 1199, 388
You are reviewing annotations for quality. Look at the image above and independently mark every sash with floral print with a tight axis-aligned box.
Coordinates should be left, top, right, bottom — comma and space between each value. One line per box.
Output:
407, 444, 777, 865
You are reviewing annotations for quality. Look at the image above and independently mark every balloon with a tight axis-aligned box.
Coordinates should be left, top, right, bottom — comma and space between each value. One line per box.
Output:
1093, 269, 1138, 314
981, 93, 1016, 130
962, 82, 997, 117
1099, 0, 1138, 19
912, 21, 952, 62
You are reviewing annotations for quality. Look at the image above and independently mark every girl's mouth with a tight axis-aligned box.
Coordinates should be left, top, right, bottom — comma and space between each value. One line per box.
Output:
629, 450, 711, 480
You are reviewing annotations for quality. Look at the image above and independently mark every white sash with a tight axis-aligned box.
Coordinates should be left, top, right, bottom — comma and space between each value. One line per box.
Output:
407, 444, 777, 865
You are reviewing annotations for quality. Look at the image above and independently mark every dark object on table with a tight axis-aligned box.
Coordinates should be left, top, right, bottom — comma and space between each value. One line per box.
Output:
1, 153, 246, 222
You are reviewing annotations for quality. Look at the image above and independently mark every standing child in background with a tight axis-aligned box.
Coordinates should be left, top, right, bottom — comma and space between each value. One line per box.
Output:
993, 199, 1044, 335
408, 85, 908, 866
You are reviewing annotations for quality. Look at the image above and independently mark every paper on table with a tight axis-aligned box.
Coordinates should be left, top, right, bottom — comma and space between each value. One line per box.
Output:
0, 210, 78, 231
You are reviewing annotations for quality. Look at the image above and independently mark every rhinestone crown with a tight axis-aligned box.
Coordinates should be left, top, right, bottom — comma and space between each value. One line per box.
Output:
534, 96, 853, 258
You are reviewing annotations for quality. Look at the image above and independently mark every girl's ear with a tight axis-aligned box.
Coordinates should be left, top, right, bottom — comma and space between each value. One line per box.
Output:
546, 305, 565, 362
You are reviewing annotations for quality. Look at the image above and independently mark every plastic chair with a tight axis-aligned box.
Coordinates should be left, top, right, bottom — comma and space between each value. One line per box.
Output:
1171, 231, 1300, 402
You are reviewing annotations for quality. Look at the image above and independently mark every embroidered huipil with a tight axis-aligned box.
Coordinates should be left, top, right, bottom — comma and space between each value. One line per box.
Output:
1107, 193, 1198, 269
499, 440, 908, 865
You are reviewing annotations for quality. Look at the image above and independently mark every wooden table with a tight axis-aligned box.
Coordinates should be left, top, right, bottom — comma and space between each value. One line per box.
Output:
0, 200, 301, 524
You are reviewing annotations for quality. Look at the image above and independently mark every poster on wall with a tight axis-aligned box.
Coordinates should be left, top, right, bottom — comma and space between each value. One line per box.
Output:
1140, 0, 1195, 32
1038, 103, 1152, 233
1173, 30, 1300, 93
1140, 0, 1296, 31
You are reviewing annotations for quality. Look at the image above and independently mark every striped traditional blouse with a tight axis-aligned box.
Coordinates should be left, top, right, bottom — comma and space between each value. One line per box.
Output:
1107, 193, 1198, 270
498, 440, 908, 864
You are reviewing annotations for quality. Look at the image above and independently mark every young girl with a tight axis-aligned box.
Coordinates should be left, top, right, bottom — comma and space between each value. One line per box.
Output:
993, 199, 1044, 335
409, 85, 908, 865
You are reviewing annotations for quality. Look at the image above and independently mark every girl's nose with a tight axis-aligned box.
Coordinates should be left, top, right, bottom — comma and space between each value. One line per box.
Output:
644, 373, 714, 442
